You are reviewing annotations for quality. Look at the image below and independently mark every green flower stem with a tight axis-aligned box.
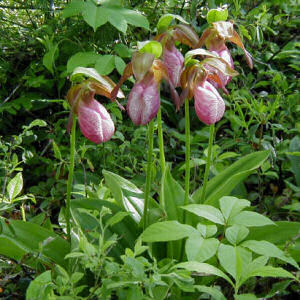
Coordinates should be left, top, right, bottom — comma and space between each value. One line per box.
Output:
157, 107, 166, 175
184, 98, 191, 208
143, 119, 154, 229
66, 114, 76, 241
201, 124, 215, 202
180, 99, 191, 261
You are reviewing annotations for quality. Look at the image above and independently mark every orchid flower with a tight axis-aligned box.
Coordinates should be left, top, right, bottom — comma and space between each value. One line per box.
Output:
157, 24, 198, 88
67, 71, 124, 143
194, 80, 225, 125
196, 21, 253, 89
180, 49, 238, 124
154, 23, 199, 90
111, 50, 178, 125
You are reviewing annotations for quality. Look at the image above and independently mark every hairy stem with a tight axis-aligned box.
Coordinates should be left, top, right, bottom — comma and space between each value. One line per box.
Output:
66, 114, 76, 241
201, 124, 215, 202
184, 99, 191, 208
157, 107, 166, 174
143, 120, 154, 229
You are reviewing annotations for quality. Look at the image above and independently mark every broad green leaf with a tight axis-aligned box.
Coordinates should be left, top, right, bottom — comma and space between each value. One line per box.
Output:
26, 270, 53, 300
114, 56, 126, 75
0, 219, 70, 267
7, 173, 23, 201
107, 8, 127, 33
67, 52, 101, 73
103, 170, 144, 223
217, 244, 236, 279
71, 272, 84, 284
114, 44, 132, 58
195, 285, 226, 300
241, 266, 296, 284
82, 3, 108, 31
62, 0, 85, 18
219, 196, 250, 221
186, 232, 219, 262
193, 150, 270, 206
43, 44, 59, 74
0, 238, 26, 261
141, 221, 196, 242
242, 240, 299, 269
247, 221, 300, 245
95, 55, 115, 75
235, 294, 258, 300
162, 167, 184, 222
70, 198, 137, 249
117, 7, 149, 30
157, 14, 188, 33
218, 244, 252, 281
181, 204, 225, 225
207, 8, 228, 24
161, 168, 187, 260
225, 225, 249, 245
229, 211, 275, 227
174, 261, 234, 286
197, 223, 218, 238
288, 136, 300, 186
138, 41, 163, 59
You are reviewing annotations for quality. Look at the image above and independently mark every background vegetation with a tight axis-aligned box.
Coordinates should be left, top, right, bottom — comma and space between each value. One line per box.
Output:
0, 0, 299, 299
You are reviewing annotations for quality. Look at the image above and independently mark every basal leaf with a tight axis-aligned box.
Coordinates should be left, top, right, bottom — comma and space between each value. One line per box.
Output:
192, 150, 270, 206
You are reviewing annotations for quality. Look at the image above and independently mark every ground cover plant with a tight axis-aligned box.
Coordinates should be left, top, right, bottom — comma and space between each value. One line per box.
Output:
0, 0, 299, 299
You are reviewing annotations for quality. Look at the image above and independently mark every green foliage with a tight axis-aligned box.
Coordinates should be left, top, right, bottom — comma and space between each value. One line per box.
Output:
1, 0, 300, 298
62, 0, 149, 32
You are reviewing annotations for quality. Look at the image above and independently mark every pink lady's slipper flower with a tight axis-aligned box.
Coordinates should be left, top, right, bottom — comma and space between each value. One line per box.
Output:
196, 21, 253, 90
194, 80, 225, 125
154, 23, 199, 108
66, 70, 124, 143
111, 51, 179, 125
179, 49, 238, 125
127, 72, 160, 125
78, 97, 115, 143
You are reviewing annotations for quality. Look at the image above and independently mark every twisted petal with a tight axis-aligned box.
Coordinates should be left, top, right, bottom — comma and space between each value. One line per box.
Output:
163, 44, 184, 88
194, 81, 225, 125
207, 45, 234, 88
127, 74, 160, 125
78, 99, 115, 143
